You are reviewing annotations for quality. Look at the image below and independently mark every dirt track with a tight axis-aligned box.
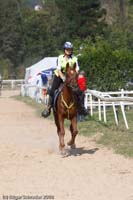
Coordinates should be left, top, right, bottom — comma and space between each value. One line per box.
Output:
0, 90, 133, 200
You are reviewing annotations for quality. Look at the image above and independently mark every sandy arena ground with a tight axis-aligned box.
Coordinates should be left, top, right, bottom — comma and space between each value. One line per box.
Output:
0, 90, 133, 200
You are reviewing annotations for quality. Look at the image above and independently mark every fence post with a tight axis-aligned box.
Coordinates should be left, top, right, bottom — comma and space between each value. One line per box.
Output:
84, 93, 88, 109
98, 98, 101, 121
112, 102, 119, 126
103, 102, 107, 123
120, 102, 129, 129
11, 80, 15, 89
90, 94, 93, 116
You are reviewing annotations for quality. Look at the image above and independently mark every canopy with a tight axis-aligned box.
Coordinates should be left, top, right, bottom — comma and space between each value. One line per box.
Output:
23, 56, 57, 101
25, 57, 57, 84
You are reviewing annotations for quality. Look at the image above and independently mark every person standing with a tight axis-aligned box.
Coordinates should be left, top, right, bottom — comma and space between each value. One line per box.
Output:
77, 70, 87, 121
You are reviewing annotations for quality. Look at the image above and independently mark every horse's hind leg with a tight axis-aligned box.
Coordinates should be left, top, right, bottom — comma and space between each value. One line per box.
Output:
67, 117, 78, 148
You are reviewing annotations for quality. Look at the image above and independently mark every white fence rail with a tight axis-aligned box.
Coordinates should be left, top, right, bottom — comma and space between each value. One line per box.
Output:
21, 83, 133, 129
84, 89, 133, 129
21, 84, 49, 105
2, 79, 24, 89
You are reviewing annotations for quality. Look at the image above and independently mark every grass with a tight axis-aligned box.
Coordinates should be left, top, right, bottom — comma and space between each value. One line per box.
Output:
83, 109, 133, 157
14, 95, 133, 158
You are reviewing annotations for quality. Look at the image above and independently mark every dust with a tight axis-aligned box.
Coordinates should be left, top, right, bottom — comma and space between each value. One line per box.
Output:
46, 135, 59, 154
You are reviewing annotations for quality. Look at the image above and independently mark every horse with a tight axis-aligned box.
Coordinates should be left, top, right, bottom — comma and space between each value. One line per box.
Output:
53, 62, 78, 154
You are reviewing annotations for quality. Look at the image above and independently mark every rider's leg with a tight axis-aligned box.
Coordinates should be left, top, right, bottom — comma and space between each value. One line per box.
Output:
42, 75, 62, 118
43, 95, 53, 115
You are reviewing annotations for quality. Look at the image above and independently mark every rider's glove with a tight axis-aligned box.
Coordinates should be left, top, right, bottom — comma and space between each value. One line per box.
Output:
62, 76, 66, 82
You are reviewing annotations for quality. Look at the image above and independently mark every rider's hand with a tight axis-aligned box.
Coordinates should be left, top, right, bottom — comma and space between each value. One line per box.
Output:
62, 76, 66, 82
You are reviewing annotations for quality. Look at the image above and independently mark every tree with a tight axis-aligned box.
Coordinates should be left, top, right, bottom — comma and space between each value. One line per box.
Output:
20, 0, 59, 66
55, 0, 107, 41
0, 0, 24, 69
78, 38, 133, 91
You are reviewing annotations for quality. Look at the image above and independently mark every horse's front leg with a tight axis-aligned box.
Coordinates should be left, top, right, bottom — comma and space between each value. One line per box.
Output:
58, 115, 65, 152
53, 112, 60, 136
67, 116, 78, 148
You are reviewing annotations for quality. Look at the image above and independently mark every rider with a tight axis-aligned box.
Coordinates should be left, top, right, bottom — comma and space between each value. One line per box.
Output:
42, 41, 87, 118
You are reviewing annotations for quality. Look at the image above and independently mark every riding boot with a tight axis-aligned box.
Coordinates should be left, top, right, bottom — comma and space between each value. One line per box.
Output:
42, 95, 53, 118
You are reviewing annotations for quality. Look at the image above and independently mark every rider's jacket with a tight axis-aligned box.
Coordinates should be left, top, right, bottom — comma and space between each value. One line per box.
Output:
54, 54, 79, 76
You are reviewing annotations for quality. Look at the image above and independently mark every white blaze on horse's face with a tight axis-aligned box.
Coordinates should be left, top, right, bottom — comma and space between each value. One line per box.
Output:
66, 68, 77, 89
70, 70, 74, 74
65, 64, 78, 88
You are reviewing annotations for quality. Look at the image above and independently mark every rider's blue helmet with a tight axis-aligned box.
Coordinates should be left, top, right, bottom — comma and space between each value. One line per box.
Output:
63, 41, 73, 49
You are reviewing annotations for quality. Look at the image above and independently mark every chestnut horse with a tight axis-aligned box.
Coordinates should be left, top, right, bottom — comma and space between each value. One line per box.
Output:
53, 62, 78, 154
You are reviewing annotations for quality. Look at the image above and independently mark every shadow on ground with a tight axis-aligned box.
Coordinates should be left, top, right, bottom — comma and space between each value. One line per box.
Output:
69, 147, 99, 156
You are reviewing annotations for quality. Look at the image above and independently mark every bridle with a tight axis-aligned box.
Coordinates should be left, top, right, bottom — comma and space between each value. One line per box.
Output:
65, 73, 78, 90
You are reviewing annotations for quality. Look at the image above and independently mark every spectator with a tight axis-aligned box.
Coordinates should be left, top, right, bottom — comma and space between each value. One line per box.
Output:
78, 70, 87, 92
77, 70, 87, 121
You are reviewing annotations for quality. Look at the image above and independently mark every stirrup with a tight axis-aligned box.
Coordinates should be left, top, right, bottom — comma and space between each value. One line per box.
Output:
42, 109, 51, 118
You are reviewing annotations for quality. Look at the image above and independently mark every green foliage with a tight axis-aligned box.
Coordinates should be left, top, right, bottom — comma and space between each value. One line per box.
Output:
78, 37, 133, 91
55, 0, 107, 41
0, 0, 132, 84
0, 58, 13, 79
0, 0, 24, 68
21, 0, 59, 66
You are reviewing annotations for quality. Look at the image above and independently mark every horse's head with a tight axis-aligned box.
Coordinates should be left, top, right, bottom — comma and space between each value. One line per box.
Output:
65, 62, 78, 90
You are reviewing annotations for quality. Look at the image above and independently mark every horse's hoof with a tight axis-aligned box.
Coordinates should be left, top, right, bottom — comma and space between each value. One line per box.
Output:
67, 141, 72, 146
59, 148, 69, 157
67, 142, 76, 149
70, 144, 76, 149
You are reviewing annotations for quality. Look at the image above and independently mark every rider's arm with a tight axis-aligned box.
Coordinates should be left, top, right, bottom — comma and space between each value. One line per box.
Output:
75, 57, 80, 72
56, 55, 65, 81
58, 70, 65, 81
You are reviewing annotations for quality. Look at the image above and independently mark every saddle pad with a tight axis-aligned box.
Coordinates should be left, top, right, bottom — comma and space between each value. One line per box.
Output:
53, 84, 64, 112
